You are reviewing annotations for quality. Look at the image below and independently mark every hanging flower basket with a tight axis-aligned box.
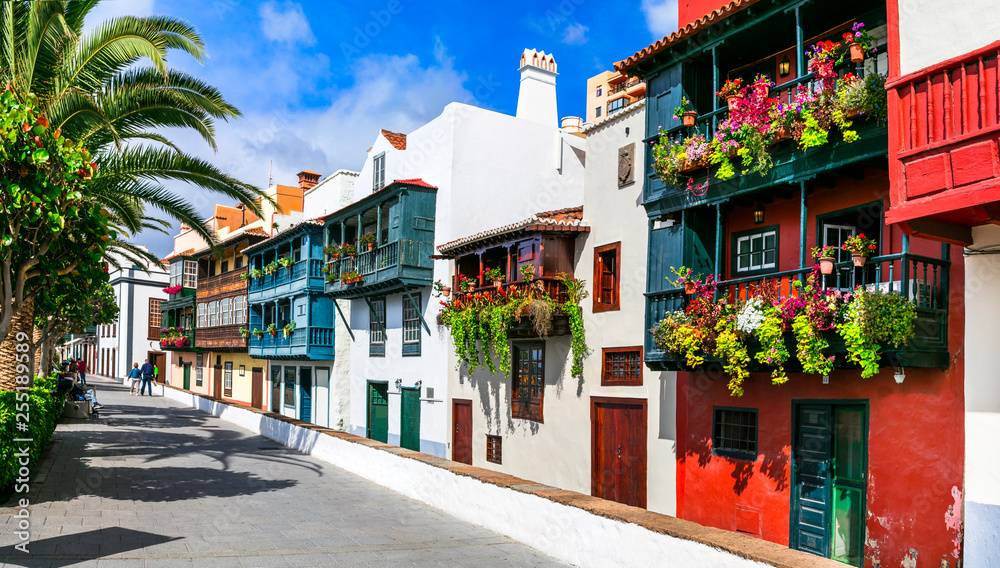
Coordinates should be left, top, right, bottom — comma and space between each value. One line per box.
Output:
684, 281, 696, 295
727, 95, 740, 112
367, 243, 375, 251
682, 111, 697, 128
852, 254, 867, 267
441, 287, 451, 297
818, 257, 836, 275
849, 42, 864, 63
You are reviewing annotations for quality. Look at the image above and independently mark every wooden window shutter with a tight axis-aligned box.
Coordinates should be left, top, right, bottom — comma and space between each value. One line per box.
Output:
593, 242, 621, 312
148, 299, 161, 340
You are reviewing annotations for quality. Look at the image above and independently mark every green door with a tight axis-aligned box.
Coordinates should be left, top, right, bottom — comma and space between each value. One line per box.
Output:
182, 363, 190, 391
400, 387, 421, 451
367, 381, 389, 443
792, 403, 866, 566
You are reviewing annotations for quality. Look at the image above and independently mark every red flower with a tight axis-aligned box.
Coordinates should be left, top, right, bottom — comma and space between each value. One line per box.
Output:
843, 73, 855, 81
868, 244, 877, 250
857, 233, 865, 238
842, 33, 854, 43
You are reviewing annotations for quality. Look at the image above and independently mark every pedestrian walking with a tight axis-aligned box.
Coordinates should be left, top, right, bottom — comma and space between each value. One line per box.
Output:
127, 363, 142, 395
77, 358, 88, 385
139, 359, 155, 396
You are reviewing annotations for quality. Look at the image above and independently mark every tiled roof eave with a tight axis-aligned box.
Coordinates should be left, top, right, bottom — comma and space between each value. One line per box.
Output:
437, 218, 587, 256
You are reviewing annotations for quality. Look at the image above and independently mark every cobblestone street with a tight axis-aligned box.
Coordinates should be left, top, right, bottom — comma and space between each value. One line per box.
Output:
0, 377, 566, 568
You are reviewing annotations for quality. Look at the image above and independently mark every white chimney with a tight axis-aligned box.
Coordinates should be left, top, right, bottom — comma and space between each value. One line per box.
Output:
516, 49, 558, 127
560, 116, 583, 133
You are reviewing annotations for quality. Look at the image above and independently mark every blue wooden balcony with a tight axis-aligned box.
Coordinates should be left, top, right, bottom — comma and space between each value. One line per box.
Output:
324, 239, 433, 298
644, 253, 950, 373
248, 259, 326, 303
248, 326, 335, 360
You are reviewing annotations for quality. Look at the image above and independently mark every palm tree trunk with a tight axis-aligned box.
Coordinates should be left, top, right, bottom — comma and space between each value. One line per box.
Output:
0, 296, 35, 390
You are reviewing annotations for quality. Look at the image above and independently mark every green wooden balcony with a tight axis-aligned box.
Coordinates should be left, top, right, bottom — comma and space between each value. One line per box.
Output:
323, 239, 433, 298
645, 252, 950, 373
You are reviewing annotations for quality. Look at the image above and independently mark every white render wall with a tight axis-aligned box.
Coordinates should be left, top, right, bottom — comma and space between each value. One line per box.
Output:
964, 224, 1000, 565
346, 102, 586, 459
304, 170, 358, 217
103, 262, 169, 379
577, 105, 677, 516
897, 0, 1000, 75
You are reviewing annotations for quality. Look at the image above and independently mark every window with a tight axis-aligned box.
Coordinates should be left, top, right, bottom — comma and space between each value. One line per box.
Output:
373, 152, 386, 191
486, 435, 502, 464
595, 85, 602, 97
148, 299, 162, 340
593, 242, 621, 312
712, 407, 758, 460
601, 347, 643, 386
732, 225, 779, 276
608, 97, 626, 115
284, 366, 296, 407
169, 261, 183, 287
233, 295, 246, 325
196, 353, 203, 387
197, 303, 206, 328
369, 297, 386, 357
402, 293, 421, 356
221, 261, 229, 273
208, 301, 218, 327
224, 362, 233, 397
183, 260, 198, 288
220, 298, 232, 326
235, 256, 243, 269
595, 106, 602, 118
511, 343, 544, 422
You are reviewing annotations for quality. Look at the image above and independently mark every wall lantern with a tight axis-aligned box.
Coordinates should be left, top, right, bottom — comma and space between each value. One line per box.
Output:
753, 203, 765, 225
778, 56, 791, 78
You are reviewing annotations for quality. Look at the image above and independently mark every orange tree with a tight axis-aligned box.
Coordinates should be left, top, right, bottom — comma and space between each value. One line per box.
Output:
0, 89, 114, 360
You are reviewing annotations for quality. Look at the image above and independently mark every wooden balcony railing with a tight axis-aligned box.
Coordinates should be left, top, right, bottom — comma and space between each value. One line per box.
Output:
249, 260, 324, 293
198, 268, 248, 300
453, 277, 570, 305
196, 325, 247, 350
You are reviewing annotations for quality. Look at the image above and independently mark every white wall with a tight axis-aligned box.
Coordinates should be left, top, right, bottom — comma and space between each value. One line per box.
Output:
162, 385, 784, 568
303, 170, 358, 217
897, 0, 1000, 75
105, 264, 169, 379
964, 224, 1000, 565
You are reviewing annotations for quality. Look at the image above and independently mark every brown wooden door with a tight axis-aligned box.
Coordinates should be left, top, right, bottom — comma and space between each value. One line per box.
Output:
453, 399, 472, 465
592, 397, 647, 508
213, 365, 223, 399
251, 367, 264, 409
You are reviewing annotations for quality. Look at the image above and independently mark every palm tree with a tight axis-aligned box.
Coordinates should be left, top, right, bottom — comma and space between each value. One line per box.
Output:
0, 0, 273, 241
0, 0, 274, 376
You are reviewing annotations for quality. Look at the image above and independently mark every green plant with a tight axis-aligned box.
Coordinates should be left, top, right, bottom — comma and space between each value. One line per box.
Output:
792, 313, 834, 375
839, 22, 877, 63
837, 289, 917, 377
324, 272, 339, 283
673, 96, 695, 119
283, 321, 296, 334
842, 233, 878, 257
714, 321, 750, 396
1, 374, 62, 491
340, 243, 357, 256
323, 244, 341, 256
266, 323, 277, 333
263, 262, 278, 275
717, 78, 743, 99
276, 256, 294, 268
248, 268, 263, 279
754, 309, 790, 384
812, 245, 839, 259
359, 233, 376, 245
340, 270, 362, 283
239, 327, 249, 339
651, 312, 705, 368
483, 267, 503, 282
252, 328, 264, 338
520, 264, 536, 281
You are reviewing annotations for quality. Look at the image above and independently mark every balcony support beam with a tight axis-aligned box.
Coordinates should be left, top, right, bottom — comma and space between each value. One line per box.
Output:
403, 286, 431, 335
376, 203, 382, 246
713, 203, 723, 282
799, 181, 808, 275
334, 300, 355, 342
794, 5, 804, 80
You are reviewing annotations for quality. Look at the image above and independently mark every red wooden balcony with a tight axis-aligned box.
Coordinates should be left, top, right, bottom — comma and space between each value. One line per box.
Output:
885, 40, 1000, 245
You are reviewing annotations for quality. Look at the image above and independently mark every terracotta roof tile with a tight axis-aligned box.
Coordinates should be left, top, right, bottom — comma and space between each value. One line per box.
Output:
615, 0, 760, 72
163, 248, 196, 262
381, 129, 407, 150
393, 178, 435, 188
437, 206, 587, 254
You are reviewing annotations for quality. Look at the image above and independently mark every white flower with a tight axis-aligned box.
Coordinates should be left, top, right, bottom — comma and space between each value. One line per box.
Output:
736, 297, 767, 334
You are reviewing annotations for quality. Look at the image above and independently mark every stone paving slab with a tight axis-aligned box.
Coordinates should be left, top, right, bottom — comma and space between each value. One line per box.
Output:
0, 377, 568, 568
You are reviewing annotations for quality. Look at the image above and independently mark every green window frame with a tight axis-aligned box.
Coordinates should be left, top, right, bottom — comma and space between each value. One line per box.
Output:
731, 224, 779, 277
712, 406, 758, 461
402, 293, 421, 357
369, 297, 386, 357
283, 366, 296, 408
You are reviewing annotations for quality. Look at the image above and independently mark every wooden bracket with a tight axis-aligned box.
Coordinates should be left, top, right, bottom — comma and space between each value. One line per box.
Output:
899, 219, 973, 247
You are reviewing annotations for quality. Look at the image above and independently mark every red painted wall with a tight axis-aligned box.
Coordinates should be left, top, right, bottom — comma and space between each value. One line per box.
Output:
677, 174, 967, 565
678, 0, 735, 30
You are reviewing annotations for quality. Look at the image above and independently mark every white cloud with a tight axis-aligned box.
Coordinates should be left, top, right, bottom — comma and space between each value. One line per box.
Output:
259, 1, 316, 46
83, 0, 155, 32
641, 0, 679, 38
561, 23, 590, 45
133, 45, 477, 258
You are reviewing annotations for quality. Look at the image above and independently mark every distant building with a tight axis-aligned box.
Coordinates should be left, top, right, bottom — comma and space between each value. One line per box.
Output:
585, 70, 645, 125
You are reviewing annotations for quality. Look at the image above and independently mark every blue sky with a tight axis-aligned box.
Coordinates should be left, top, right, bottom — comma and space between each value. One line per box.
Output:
87, 0, 679, 257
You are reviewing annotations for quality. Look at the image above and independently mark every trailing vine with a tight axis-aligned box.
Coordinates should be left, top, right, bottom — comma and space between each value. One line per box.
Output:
754, 311, 790, 384
792, 313, 834, 375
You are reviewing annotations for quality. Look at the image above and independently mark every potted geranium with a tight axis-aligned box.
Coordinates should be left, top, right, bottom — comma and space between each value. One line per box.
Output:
520, 264, 536, 282
267, 323, 278, 337
341, 270, 362, 285
283, 321, 296, 338
812, 245, 839, 275
341, 243, 357, 257
359, 233, 377, 251
323, 244, 341, 260
433, 279, 451, 298
674, 96, 697, 128
842, 233, 878, 266
483, 267, 503, 289
458, 275, 476, 293
717, 78, 743, 111
841, 22, 875, 64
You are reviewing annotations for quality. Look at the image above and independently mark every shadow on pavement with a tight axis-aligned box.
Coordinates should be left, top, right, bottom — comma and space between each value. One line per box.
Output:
1, 527, 181, 567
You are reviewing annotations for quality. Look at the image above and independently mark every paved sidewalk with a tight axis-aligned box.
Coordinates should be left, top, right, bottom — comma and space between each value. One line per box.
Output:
0, 376, 567, 568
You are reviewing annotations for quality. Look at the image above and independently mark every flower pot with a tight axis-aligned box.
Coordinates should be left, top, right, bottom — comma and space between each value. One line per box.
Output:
727, 95, 740, 112
678, 158, 707, 174
774, 125, 792, 141
493, 279, 504, 290
269, 330, 278, 337
684, 281, 696, 295
283, 330, 291, 338
849, 43, 864, 64
682, 111, 697, 128
844, 107, 862, 119
367, 243, 375, 251
441, 287, 451, 297
818, 257, 836, 275
852, 254, 867, 267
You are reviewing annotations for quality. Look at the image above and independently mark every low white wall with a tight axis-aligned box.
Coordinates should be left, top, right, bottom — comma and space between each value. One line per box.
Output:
161, 386, 775, 568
